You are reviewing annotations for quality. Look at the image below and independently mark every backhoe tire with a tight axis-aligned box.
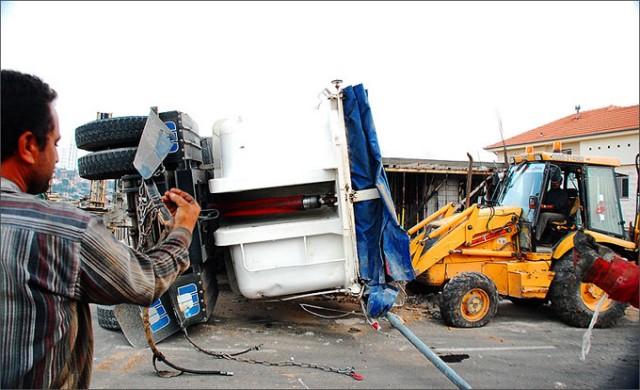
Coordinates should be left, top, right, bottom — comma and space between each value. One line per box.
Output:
440, 272, 499, 328
548, 253, 627, 328
75, 116, 147, 151
78, 147, 138, 180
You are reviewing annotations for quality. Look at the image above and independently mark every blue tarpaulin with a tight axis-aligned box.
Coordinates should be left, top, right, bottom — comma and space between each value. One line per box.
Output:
342, 84, 415, 318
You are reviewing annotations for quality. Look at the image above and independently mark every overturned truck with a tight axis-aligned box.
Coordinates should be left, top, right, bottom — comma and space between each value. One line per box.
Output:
76, 82, 415, 345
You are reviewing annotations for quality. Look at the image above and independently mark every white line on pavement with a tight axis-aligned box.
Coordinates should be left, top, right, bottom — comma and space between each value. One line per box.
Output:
433, 346, 557, 352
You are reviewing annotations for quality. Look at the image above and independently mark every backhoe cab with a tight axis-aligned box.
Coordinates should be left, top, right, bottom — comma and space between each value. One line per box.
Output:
409, 145, 638, 328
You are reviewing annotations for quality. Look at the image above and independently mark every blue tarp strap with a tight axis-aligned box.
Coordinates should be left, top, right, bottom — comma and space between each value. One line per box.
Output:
352, 188, 380, 202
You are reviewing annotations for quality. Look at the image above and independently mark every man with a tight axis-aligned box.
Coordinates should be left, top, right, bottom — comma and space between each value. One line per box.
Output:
1, 69, 201, 388
535, 166, 568, 243
573, 229, 638, 309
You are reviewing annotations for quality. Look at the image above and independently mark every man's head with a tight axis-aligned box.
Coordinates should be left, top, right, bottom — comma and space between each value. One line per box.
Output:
550, 166, 562, 188
1, 69, 60, 194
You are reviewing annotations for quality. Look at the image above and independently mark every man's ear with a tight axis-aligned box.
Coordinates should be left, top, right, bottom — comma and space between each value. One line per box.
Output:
16, 131, 39, 165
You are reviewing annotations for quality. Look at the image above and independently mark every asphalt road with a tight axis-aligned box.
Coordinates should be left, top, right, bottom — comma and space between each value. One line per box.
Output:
89, 282, 639, 389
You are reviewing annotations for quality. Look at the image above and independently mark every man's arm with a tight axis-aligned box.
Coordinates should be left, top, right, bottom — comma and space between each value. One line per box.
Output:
76, 188, 201, 306
542, 190, 568, 213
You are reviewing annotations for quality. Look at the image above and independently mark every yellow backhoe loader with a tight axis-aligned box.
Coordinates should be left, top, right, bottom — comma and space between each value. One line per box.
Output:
409, 144, 639, 328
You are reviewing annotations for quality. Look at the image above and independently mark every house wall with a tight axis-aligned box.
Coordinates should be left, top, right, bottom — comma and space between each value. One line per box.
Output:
558, 141, 580, 155
579, 133, 639, 165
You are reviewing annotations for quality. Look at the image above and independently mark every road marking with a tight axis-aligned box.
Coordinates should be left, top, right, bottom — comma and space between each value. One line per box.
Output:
433, 346, 557, 352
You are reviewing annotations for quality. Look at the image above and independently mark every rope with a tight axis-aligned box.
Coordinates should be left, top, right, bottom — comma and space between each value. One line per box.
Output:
298, 303, 362, 319
180, 324, 363, 380
142, 307, 233, 377
580, 293, 609, 361
141, 307, 363, 381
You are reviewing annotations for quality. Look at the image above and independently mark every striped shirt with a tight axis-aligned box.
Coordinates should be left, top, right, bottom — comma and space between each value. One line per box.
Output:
0, 178, 192, 389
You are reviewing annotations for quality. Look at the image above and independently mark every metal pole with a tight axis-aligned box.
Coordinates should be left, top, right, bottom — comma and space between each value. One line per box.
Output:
385, 312, 472, 390
466, 153, 473, 210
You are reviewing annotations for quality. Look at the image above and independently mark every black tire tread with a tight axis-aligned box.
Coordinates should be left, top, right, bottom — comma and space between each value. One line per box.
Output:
96, 305, 121, 331
548, 254, 627, 328
75, 116, 147, 151
440, 272, 499, 328
78, 147, 138, 180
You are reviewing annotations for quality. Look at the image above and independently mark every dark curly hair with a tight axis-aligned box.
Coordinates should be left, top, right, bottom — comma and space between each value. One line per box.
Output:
1, 69, 58, 162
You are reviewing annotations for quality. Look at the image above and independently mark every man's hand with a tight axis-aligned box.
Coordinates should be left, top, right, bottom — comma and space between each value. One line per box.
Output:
162, 188, 201, 233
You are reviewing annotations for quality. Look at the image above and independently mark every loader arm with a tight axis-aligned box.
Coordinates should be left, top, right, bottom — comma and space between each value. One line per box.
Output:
408, 202, 457, 258
410, 204, 482, 275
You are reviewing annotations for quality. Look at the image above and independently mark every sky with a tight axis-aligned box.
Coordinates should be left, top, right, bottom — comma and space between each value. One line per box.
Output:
2, 1, 639, 169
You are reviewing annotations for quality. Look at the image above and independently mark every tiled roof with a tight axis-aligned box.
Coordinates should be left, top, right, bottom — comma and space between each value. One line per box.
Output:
484, 104, 639, 150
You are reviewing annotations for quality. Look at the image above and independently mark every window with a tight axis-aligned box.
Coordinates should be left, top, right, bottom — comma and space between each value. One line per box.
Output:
616, 173, 629, 199
585, 166, 625, 237
498, 162, 545, 222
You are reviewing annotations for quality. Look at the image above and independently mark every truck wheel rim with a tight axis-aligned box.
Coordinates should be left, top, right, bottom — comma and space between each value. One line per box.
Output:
461, 289, 490, 321
580, 282, 614, 311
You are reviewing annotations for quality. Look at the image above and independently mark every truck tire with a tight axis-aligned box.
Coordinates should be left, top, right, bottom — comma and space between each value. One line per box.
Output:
78, 147, 138, 180
548, 253, 627, 328
440, 272, 499, 328
96, 305, 121, 331
75, 116, 147, 151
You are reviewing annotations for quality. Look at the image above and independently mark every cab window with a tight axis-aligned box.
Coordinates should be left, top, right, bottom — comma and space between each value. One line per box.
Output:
584, 165, 625, 237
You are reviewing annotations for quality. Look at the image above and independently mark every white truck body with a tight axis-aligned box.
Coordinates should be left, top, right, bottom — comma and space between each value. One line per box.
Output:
209, 92, 362, 299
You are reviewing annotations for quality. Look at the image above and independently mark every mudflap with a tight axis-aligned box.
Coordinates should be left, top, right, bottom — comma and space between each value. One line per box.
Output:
114, 294, 180, 348
168, 266, 218, 328
114, 259, 219, 348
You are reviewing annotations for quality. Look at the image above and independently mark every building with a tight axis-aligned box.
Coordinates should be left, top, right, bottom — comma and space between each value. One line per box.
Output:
382, 157, 505, 230
484, 104, 639, 226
